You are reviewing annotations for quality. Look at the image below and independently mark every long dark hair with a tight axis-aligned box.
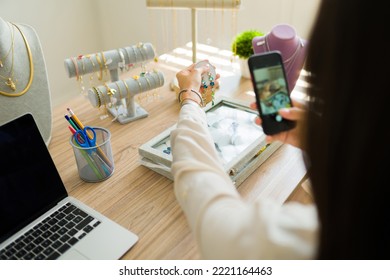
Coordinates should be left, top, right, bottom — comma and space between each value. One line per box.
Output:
305, 0, 389, 259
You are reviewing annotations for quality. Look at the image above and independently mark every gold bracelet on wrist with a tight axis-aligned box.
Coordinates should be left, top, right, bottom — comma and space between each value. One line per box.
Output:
178, 89, 204, 107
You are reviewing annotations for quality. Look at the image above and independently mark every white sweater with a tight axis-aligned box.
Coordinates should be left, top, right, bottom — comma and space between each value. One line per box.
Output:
170, 102, 319, 259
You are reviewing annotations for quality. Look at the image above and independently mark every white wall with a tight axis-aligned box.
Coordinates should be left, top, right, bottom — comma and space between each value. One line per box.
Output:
1, 0, 320, 107
236, 0, 320, 39
1, 0, 103, 106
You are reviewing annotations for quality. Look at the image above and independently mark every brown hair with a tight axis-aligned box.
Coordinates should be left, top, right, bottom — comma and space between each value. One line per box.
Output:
305, 0, 389, 259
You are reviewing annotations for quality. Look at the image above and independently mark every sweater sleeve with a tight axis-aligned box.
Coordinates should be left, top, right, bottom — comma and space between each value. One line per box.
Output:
170, 103, 318, 259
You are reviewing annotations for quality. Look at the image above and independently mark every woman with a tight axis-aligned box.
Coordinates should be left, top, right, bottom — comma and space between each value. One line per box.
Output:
171, 0, 388, 259
171, 62, 317, 259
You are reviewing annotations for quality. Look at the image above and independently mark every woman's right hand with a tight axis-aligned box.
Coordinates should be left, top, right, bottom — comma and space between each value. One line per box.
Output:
176, 61, 209, 91
250, 98, 307, 150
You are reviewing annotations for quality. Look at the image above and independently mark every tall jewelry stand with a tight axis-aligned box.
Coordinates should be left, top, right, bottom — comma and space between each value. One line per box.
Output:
146, 0, 241, 63
64, 43, 165, 124
146, 0, 240, 94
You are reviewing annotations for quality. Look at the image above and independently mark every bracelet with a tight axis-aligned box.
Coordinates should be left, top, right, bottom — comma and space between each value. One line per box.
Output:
95, 54, 103, 80
178, 89, 204, 107
71, 57, 80, 81
92, 87, 102, 108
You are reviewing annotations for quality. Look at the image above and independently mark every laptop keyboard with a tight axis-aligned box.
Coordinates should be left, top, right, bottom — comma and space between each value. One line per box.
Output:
0, 202, 101, 260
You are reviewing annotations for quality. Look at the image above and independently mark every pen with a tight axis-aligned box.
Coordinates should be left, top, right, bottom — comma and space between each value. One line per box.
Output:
68, 124, 104, 180
64, 114, 79, 131
66, 108, 84, 131
67, 107, 113, 169
68, 125, 76, 135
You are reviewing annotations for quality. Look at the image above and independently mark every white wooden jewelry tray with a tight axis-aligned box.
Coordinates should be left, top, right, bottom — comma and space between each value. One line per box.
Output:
138, 97, 282, 187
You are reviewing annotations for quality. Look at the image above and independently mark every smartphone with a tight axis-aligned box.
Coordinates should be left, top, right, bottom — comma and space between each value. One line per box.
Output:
248, 51, 296, 135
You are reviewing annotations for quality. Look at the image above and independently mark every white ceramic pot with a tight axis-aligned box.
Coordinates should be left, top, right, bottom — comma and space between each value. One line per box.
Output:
239, 58, 251, 79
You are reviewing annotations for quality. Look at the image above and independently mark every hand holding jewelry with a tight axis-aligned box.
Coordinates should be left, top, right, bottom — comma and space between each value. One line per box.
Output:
195, 60, 217, 105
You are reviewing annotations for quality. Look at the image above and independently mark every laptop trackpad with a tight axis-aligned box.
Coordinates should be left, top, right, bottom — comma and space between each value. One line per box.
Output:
59, 249, 89, 260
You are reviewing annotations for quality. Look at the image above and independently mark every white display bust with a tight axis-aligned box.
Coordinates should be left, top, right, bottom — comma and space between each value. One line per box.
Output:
0, 17, 52, 145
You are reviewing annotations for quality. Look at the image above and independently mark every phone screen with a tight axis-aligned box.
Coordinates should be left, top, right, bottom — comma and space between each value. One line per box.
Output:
248, 51, 295, 135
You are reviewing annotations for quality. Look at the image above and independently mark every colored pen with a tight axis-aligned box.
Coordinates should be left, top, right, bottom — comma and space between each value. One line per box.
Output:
64, 114, 79, 131
68, 125, 76, 135
67, 107, 113, 169
67, 108, 84, 130
67, 123, 104, 180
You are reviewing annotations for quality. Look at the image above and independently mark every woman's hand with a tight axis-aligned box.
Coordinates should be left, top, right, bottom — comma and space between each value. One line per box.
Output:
250, 98, 307, 150
176, 61, 209, 91
177, 61, 220, 89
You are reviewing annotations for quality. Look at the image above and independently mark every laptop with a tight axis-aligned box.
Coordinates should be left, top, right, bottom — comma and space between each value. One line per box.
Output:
0, 113, 138, 260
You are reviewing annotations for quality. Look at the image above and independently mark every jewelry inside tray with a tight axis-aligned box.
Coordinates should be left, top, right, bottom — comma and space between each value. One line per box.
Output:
138, 97, 282, 186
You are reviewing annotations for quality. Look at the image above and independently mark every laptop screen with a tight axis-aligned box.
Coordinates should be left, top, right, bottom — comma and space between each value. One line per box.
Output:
0, 113, 67, 243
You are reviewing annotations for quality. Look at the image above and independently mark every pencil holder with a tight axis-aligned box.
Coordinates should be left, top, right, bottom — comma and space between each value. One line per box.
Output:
69, 127, 115, 182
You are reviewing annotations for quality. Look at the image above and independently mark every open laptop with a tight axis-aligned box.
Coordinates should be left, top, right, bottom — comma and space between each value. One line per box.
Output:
0, 113, 138, 260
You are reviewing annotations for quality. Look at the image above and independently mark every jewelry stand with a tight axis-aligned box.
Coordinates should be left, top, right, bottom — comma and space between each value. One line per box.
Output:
252, 24, 308, 93
87, 70, 164, 124
147, 0, 240, 97
64, 42, 164, 124
146, 0, 241, 63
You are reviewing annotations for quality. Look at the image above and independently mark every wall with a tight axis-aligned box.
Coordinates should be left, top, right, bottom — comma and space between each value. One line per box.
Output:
0, 0, 320, 107
236, 0, 320, 39
1, 0, 102, 106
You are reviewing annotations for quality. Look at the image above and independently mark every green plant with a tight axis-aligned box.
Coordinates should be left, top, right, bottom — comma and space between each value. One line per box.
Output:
231, 29, 264, 59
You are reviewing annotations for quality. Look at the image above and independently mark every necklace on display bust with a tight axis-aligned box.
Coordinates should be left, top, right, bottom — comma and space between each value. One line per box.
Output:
0, 22, 14, 68
0, 22, 34, 97
0, 22, 15, 89
253, 24, 307, 92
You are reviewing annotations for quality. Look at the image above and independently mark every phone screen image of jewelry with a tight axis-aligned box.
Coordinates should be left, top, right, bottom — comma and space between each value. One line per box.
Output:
253, 64, 291, 122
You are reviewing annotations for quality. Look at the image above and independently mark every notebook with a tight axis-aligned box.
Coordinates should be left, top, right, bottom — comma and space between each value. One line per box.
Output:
0, 113, 138, 260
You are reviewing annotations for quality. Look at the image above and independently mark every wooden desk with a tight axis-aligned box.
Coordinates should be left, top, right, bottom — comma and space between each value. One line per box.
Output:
48, 58, 306, 259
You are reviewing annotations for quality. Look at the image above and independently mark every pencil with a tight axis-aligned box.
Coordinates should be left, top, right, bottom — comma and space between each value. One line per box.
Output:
67, 108, 113, 169
66, 108, 84, 130
64, 114, 79, 131
68, 125, 103, 180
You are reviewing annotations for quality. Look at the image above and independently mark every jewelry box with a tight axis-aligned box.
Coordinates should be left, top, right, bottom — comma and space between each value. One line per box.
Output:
138, 97, 282, 187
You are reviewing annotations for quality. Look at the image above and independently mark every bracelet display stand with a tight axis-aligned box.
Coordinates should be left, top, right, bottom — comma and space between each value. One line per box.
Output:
64, 42, 164, 124
87, 71, 164, 123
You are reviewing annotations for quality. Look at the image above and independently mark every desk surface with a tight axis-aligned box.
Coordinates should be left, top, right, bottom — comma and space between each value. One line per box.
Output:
48, 57, 306, 259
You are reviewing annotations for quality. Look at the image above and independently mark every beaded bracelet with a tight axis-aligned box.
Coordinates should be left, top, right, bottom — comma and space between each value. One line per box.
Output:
92, 86, 102, 108
178, 89, 204, 107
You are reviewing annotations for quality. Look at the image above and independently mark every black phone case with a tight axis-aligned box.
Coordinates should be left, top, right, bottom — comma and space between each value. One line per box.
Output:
248, 51, 296, 135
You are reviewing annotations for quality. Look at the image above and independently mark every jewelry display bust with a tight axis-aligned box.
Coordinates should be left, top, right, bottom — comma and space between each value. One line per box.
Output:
0, 17, 52, 145
252, 24, 308, 92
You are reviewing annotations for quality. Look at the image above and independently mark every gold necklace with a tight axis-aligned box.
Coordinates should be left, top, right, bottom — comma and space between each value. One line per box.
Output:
0, 23, 34, 97
0, 22, 14, 68
0, 22, 15, 88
